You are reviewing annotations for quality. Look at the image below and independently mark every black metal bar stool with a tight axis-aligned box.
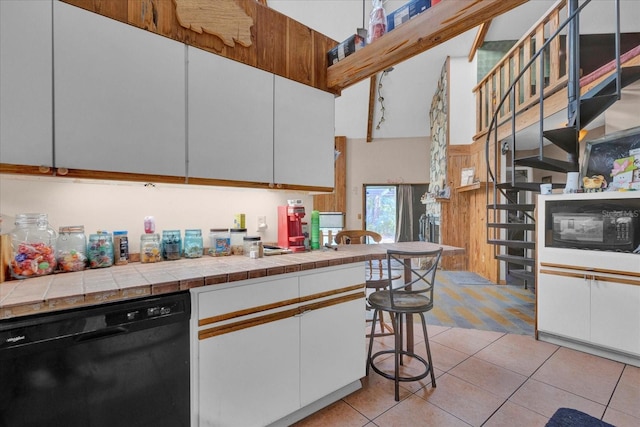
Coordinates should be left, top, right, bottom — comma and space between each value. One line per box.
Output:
366, 248, 442, 401
335, 230, 401, 337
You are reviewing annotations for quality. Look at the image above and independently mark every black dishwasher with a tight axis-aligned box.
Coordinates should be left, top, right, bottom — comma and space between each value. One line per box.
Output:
0, 291, 191, 427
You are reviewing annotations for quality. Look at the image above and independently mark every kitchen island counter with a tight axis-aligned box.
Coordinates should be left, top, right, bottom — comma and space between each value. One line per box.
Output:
0, 241, 463, 319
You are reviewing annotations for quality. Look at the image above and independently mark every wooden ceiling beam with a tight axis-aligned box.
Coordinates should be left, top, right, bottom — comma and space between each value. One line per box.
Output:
469, 20, 492, 62
327, 0, 528, 92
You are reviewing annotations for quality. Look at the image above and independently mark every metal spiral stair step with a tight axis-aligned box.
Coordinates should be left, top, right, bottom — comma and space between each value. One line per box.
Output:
496, 254, 536, 267
514, 156, 579, 173
487, 204, 536, 211
487, 239, 535, 249
487, 222, 535, 231
496, 182, 563, 192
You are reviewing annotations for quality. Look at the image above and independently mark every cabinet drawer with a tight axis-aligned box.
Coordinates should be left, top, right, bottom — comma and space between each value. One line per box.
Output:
299, 264, 365, 297
197, 276, 298, 321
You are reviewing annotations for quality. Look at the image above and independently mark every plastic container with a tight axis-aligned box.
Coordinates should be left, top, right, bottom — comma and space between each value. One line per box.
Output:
9, 213, 57, 278
209, 228, 231, 256
162, 230, 182, 260
140, 233, 161, 263
57, 225, 87, 272
87, 232, 114, 268
229, 228, 247, 255
113, 230, 129, 266
243, 236, 262, 258
183, 229, 203, 258
311, 210, 320, 249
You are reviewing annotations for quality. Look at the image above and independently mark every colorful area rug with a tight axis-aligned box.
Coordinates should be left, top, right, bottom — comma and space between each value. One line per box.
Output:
426, 270, 535, 335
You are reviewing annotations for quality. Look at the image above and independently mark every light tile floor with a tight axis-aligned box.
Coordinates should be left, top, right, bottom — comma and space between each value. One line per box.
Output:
293, 323, 640, 427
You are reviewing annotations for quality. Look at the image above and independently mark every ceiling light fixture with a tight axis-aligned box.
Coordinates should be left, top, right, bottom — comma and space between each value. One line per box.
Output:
376, 67, 394, 130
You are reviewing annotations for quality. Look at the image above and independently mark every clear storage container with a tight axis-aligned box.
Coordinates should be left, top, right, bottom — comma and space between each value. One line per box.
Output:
113, 230, 129, 266
57, 225, 87, 272
243, 236, 262, 258
87, 232, 114, 268
162, 230, 182, 260
229, 228, 247, 255
9, 213, 57, 278
209, 228, 231, 256
140, 233, 161, 263
183, 229, 203, 258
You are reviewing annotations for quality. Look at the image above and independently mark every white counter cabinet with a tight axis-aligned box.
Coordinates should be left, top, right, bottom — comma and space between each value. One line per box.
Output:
191, 264, 365, 427
53, 1, 186, 177
0, 0, 53, 168
536, 192, 640, 366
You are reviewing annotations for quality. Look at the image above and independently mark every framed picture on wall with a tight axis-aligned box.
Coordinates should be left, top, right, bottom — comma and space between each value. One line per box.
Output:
461, 167, 475, 186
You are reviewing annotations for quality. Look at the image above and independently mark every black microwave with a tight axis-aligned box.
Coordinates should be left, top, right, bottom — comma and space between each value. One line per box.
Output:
551, 209, 639, 253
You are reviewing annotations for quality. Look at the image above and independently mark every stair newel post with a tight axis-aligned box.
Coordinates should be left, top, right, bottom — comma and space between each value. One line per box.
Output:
538, 43, 546, 159
567, 0, 581, 165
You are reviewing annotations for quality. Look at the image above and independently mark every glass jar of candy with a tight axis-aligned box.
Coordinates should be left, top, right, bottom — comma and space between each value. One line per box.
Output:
57, 225, 87, 272
162, 230, 182, 260
9, 213, 57, 279
140, 233, 161, 263
209, 228, 231, 256
183, 229, 203, 258
112, 230, 129, 266
87, 232, 114, 268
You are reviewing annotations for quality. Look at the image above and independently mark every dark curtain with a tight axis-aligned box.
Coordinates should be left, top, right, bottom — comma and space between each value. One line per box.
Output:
395, 184, 413, 242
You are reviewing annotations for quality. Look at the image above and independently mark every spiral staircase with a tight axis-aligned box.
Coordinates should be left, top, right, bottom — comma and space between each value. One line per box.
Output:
481, 0, 640, 290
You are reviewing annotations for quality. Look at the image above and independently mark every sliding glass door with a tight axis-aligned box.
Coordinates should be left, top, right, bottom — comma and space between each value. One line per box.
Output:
364, 184, 428, 243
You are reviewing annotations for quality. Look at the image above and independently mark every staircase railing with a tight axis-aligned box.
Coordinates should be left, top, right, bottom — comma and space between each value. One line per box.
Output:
480, 0, 624, 289
473, 0, 569, 142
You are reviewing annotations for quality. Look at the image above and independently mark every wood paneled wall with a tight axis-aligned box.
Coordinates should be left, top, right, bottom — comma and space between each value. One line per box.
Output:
61, 0, 338, 93
440, 141, 499, 282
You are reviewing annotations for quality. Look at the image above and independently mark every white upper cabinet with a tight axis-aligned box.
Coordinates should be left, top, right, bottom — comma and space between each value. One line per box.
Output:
274, 75, 335, 188
0, 0, 53, 167
53, 1, 186, 177
187, 46, 274, 183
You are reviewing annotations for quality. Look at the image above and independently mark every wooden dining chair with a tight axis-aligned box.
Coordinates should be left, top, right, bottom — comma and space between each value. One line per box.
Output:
334, 230, 400, 337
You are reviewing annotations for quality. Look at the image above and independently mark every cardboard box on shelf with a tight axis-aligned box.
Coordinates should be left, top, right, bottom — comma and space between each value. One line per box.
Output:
387, 0, 431, 32
327, 33, 366, 65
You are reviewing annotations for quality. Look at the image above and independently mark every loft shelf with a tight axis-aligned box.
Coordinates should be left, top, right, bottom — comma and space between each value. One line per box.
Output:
326, 0, 527, 92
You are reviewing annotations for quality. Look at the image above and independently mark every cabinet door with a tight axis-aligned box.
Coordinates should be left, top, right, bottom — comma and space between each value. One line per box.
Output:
300, 298, 365, 406
274, 76, 335, 188
591, 277, 640, 355
299, 265, 366, 406
537, 271, 590, 341
53, 2, 186, 176
0, 0, 53, 167
188, 47, 274, 183
198, 317, 300, 427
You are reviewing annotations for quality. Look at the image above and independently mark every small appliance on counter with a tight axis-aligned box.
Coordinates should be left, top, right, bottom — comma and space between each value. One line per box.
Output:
318, 212, 345, 246
277, 200, 306, 252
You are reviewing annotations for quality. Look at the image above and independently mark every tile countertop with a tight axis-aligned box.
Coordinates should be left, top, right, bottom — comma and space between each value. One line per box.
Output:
0, 241, 464, 319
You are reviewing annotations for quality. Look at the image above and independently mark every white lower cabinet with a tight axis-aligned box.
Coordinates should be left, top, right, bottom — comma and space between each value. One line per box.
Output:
536, 193, 640, 366
537, 271, 591, 342
590, 277, 640, 355
191, 264, 365, 427
198, 316, 300, 427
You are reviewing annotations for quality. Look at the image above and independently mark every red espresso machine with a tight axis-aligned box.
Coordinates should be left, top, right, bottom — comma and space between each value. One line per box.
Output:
278, 202, 306, 252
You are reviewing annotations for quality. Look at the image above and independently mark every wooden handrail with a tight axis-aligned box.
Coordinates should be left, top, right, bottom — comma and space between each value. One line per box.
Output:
473, 0, 568, 139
